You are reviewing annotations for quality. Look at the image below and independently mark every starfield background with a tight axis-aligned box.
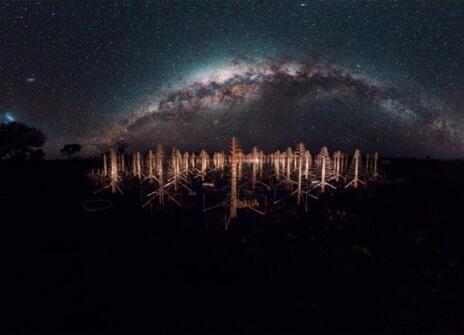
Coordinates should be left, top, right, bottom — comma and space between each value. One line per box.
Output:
1, 0, 464, 333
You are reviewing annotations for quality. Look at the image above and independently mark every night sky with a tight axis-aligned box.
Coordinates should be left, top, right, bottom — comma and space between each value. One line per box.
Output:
1, 0, 463, 158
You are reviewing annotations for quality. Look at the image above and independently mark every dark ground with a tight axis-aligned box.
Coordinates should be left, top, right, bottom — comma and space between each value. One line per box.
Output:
1, 158, 464, 333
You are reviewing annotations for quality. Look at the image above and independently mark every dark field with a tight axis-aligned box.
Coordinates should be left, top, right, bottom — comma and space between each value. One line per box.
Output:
1, 159, 464, 333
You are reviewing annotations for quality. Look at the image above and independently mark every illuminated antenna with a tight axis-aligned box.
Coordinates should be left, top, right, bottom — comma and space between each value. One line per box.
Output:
311, 146, 336, 193
193, 150, 209, 180
333, 150, 342, 182
190, 152, 196, 170
102, 152, 108, 177
244, 146, 270, 192
342, 152, 348, 177
165, 148, 194, 195
295, 143, 305, 205
137, 152, 142, 179
183, 152, 190, 175
95, 149, 123, 195
109, 149, 121, 193
143, 144, 181, 207
369, 152, 383, 181
212, 151, 224, 172
274, 143, 316, 210
229, 137, 240, 223
237, 150, 244, 181
345, 149, 366, 189
285, 147, 293, 187
145, 149, 155, 181
119, 153, 126, 176
273, 151, 281, 180
203, 138, 265, 230
131, 152, 143, 179
250, 146, 259, 191
304, 150, 312, 180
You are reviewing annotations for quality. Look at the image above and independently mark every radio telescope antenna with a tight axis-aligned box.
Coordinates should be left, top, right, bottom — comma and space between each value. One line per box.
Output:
95, 149, 123, 195
142, 144, 181, 208
295, 143, 305, 205
304, 150, 312, 180
203, 138, 265, 230
119, 153, 126, 176
345, 149, 366, 189
250, 146, 259, 191
369, 152, 383, 181
311, 147, 336, 193
273, 151, 282, 180
229, 137, 240, 223
131, 152, 143, 179
190, 152, 196, 170
274, 143, 316, 210
137, 152, 143, 179
286, 147, 293, 188
243, 146, 270, 192
333, 150, 342, 182
182, 152, 190, 175
102, 152, 108, 178
145, 149, 155, 182
272, 148, 297, 201
193, 149, 210, 180
237, 150, 244, 182
165, 148, 194, 194
110, 149, 122, 194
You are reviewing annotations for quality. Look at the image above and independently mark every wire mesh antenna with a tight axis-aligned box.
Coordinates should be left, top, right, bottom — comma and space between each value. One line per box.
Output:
285, 147, 293, 188
304, 150, 312, 180
182, 152, 190, 175
135, 152, 143, 179
110, 149, 122, 193
295, 143, 305, 205
212, 151, 226, 172
170, 148, 180, 191
345, 149, 366, 189
119, 153, 126, 176
142, 144, 182, 207
311, 146, 336, 193
155, 144, 165, 204
251, 146, 259, 191
342, 153, 349, 177
237, 150, 244, 181
166, 148, 193, 194
273, 150, 282, 180
229, 137, 240, 223
333, 150, 342, 182
274, 143, 316, 210
194, 149, 209, 180
101, 152, 108, 178
145, 149, 155, 181
369, 152, 383, 181
95, 149, 123, 195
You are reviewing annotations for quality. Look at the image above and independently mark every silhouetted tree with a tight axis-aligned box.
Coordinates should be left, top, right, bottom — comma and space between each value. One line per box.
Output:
0, 122, 47, 160
60, 143, 82, 159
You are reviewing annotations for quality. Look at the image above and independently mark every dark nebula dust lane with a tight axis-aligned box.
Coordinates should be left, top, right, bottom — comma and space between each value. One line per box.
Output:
102, 58, 462, 157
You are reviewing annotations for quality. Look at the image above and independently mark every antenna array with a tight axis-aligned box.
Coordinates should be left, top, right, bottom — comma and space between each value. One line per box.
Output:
93, 139, 385, 229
